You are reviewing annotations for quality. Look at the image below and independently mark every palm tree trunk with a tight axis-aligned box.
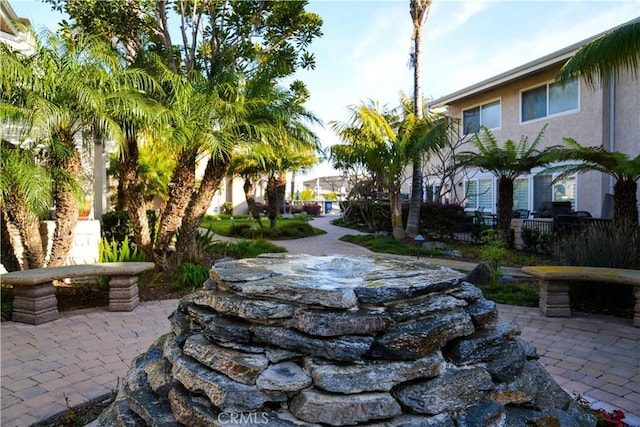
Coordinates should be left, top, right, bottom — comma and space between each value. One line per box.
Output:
121, 138, 154, 261
1, 208, 26, 271
406, 158, 423, 237
497, 177, 514, 243
243, 177, 264, 228
266, 175, 285, 229
154, 148, 197, 268
390, 183, 406, 240
3, 197, 45, 269
173, 154, 231, 266
614, 178, 639, 225
406, 0, 431, 238
48, 150, 82, 267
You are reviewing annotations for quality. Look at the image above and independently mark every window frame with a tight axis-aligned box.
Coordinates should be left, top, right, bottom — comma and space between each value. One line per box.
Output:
520, 78, 579, 123
462, 98, 502, 135
464, 176, 495, 211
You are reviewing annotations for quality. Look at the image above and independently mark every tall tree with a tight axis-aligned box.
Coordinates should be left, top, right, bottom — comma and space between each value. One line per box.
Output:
405, 0, 433, 237
331, 101, 406, 240
457, 126, 550, 242
0, 142, 53, 269
555, 18, 639, 225
43, 0, 323, 268
0, 30, 152, 266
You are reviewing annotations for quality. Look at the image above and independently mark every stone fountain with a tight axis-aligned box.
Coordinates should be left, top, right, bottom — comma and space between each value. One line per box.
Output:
98, 254, 594, 426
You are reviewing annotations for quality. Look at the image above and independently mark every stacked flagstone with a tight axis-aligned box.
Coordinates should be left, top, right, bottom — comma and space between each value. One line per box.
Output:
99, 254, 594, 426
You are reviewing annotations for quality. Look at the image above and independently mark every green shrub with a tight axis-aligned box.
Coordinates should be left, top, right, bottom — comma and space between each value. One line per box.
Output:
99, 236, 144, 263
521, 227, 556, 255
479, 230, 508, 285
171, 263, 209, 292
195, 227, 217, 254
210, 238, 286, 258
554, 221, 639, 269
98, 236, 145, 289
416, 203, 467, 240
101, 210, 157, 244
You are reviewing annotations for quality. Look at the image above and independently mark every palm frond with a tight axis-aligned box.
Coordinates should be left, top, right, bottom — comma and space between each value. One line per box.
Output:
557, 19, 640, 87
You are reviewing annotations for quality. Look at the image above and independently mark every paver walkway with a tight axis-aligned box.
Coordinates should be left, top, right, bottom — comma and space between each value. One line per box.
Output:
2, 214, 639, 426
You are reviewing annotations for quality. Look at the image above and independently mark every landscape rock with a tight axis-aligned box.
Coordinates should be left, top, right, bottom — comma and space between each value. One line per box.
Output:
290, 389, 402, 426
255, 361, 311, 392
99, 255, 594, 427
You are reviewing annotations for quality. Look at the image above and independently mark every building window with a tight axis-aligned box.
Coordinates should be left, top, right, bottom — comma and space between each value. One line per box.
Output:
463, 100, 501, 135
465, 178, 493, 210
513, 178, 529, 210
521, 79, 578, 122
533, 174, 576, 211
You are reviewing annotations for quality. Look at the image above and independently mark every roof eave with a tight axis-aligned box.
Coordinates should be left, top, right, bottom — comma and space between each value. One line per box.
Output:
428, 16, 640, 109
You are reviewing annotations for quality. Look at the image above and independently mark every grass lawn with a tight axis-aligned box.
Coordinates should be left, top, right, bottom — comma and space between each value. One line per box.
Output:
200, 214, 325, 239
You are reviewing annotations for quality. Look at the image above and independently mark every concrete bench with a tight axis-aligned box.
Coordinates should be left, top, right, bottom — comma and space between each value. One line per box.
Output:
1, 262, 155, 324
521, 265, 640, 327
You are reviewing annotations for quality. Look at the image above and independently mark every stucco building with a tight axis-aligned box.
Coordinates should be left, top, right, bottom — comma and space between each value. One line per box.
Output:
424, 18, 639, 220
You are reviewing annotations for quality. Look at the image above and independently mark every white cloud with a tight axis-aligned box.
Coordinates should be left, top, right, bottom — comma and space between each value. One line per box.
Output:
426, 0, 491, 41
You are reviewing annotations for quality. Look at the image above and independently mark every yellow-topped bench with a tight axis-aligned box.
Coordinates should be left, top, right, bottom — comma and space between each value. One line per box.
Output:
1, 262, 155, 324
522, 265, 640, 327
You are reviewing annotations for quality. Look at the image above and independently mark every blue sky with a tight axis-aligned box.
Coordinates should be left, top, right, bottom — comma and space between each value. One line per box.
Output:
9, 0, 640, 178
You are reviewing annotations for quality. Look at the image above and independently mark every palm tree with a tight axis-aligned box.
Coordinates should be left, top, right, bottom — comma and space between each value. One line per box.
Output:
457, 125, 550, 242
0, 142, 53, 269
331, 99, 451, 240
0, 30, 148, 267
153, 73, 238, 267
555, 18, 639, 225
548, 139, 640, 225
406, 0, 433, 237
556, 18, 639, 87
331, 101, 409, 240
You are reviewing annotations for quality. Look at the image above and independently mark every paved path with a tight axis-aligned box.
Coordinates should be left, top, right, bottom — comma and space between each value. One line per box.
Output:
2, 215, 639, 426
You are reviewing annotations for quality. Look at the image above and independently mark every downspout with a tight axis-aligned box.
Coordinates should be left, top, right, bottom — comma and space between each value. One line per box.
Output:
609, 77, 615, 193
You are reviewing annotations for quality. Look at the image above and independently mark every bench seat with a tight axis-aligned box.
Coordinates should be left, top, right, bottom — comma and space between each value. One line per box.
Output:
1, 262, 155, 324
522, 266, 640, 327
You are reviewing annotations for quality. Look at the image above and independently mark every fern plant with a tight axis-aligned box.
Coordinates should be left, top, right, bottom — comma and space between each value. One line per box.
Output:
98, 236, 144, 289
99, 236, 144, 263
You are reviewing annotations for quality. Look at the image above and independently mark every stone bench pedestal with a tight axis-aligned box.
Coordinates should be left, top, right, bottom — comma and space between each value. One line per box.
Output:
538, 279, 571, 317
12, 283, 59, 325
108, 275, 140, 312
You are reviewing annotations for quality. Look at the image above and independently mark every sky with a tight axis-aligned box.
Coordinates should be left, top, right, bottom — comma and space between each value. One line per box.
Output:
8, 0, 640, 179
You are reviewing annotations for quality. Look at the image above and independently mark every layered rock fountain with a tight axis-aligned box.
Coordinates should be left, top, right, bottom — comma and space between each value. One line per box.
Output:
99, 254, 594, 426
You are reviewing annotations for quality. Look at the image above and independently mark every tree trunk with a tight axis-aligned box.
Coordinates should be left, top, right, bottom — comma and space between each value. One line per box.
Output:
2, 195, 45, 269
243, 177, 264, 228
276, 172, 287, 217
497, 176, 514, 243
154, 148, 197, 268
266, 175, 284, 229
173, 154, 231, 266
121, 137, 154, 261
48, 149, 82, 267
390, 184, 406, 240
614, 178, 639, 225
406, 1, 430, 238
1, 208, 23, 272
406, 158, 422, 237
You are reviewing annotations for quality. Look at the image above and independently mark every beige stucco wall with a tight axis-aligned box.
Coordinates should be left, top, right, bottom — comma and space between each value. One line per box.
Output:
436, 63, 639, 218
